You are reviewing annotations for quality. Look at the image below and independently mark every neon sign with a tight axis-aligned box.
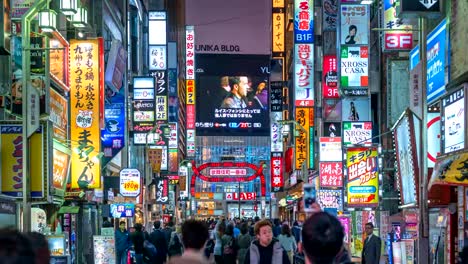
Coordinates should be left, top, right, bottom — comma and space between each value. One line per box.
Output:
190, 162, 266, 197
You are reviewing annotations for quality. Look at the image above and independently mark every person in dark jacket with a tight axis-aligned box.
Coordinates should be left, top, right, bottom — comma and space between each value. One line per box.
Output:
237, 223, 252, 264
291, 221, 301, 243
163, 221, 174, 246
221, 224, 237, 264
272, 219, 281, 238
150, 221, 168, 263
115, 221, 131, 264
131, 223, 145, 264
244, 219, 290, 264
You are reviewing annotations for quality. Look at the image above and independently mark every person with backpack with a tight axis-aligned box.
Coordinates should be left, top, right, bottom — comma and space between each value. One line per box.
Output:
150, 221, 168, 263
214, 220, 225, 264
221, 224, 238, 264
237, 223, 252, 264
168, 225, 183, 258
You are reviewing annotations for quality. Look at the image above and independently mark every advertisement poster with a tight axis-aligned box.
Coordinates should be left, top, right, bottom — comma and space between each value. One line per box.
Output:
271, 152, 284, 192
340, 4, 369, 45
340, 46, 369, 92
342, 121, 372, 145
382, 0, 413, 50
323, 99, 342, 121
441, 86, 465, 154
119, 169, 141, 197
110, 203, 135, 218
319, 162, 343, 187
0, 125, 43, 198
155, 177, 169, 204
323, 0, 338, 31
195, 54, 270, 136
339, 216, 351, 244
294, 0, 314, 44
101, 93, 125, 167
319, 137, 342, 162
346, 147, 379, 207
93, 236, 116, 264
426, 19, 447, 104
394, 114, 418, 205
342, 98, 370, 122
52, 146, 70, 195
149, 45, 167, 71
270, 81, 283, 112
270, 111, 283, 152
49, 88, 68, 141
69, 39, 102, 189
295, 108, 311, 169
323, 55, 339, 98
324, 122, 341, 137
294, 43, 314, 106
317, 190, 343, 211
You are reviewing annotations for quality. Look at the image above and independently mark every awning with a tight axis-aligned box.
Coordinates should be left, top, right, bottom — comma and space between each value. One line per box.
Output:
429, 152, 468, 189
58, 206, 80, 214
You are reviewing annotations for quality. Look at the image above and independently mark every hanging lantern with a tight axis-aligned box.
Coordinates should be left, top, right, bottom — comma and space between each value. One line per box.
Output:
72, 7, 88, 28
60, 0, 78, 15
38, 9, 57, 32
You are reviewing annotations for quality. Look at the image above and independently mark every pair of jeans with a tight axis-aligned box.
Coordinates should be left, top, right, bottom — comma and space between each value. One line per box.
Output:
116, 250, 126, 264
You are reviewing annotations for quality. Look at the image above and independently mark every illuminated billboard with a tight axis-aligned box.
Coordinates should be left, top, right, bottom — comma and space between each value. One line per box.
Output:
346, 147, 379, 207
382, 0, 413, 50
342, 122, 372, 146
195, 54, 270, 136
323, 55, 339, 99
294, 0, 314, 44
441, 84, 466, 154
340, 46, 369, 95
294, 43, 314, 106
340, 4, 369, 45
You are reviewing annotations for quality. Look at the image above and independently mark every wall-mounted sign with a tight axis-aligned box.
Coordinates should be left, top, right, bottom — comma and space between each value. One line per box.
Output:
383, 0, 413, 50
133, 89, 155, 100
271, 111, 283, 152
441, 84, 466, 154
427, 112, 441, 168
271, 152, 284, 192
209, 168, 248, 176
105, 39, 127, 92
324, 122, 341, 137
147, 148, 162, 173
148, 11, 167, 45
102, 93, 125, 167
110, 203, 135, 218
225, 192, 257, 201
323, 54, 339, 98
343, 121, 372, 145
340, 4, 369, 45
296, 108, 311, 169
294, 44, 314, 106
320, 162, 343, 187
323, 0, 338, 31
342, 97, 370, 122
317, 189, 343, 211
149, 45, 167, 71
52, 146, 70, 196
119, 168, 141, 197
319, 137, 342, 162
69, 39, 102, 189
346, 147, 379, 207
397, 0, 442, 15
294, 0, 314, 44
49, 88, 68, 141
340, 46, 369, 94
426, 18, 447, 104
185, 26, 195, 80
272, 13, 285, 53
155, 177, 169, 204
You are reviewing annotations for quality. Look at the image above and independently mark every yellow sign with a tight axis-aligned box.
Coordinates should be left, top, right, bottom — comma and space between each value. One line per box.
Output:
123, 181, 140, 192
0, 125, 44, 198
346, 147, 379, 207
69, 39, 102, 189
272, 0, 284, 8
186, 79, 195, 105
429, 153, 468, 187
272, 13, 285, 53
295, 108, 310, 169
195, 192, 214, 199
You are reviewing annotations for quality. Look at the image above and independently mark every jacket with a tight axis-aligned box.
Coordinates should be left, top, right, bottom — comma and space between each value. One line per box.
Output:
237, 234, 252, 264
115, 229, 130, 253
150, 229, 169, 261
131, 231, 145, 254
244, 239, 290, 264
167, 250, 208, 264
362, 235, 381, 264
277, 234, 297, 252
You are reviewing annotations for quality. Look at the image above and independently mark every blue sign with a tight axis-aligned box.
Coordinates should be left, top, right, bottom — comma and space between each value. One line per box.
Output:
110, 203, 135, 218
101, 93, 125, 167
409, 45, 419, 71
426, 19, 447, 104
294, 0, 314, 44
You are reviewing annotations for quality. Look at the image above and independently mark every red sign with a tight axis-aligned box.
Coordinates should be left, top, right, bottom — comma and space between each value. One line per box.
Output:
225, 192, 257, 201
186, 105, 195, 129
271, 152, 284, 192
319, 162, 343, 187
385, 33, 413, 50
209, 168, 247, 176
323, 55, 339, 99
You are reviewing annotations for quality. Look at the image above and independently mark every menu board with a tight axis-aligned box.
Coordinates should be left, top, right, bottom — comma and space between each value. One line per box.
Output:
93, 236, 116, 264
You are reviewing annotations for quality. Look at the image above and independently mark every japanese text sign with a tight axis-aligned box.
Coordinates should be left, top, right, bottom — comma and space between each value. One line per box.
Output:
110, 203, 135, 218
319, 137, 342, 162
69, 39, 102, 189
294, 44, 314, 106
426, 18, 447, 104
317, 190, 343, 211
346, 147, 379, 207
119, 168, 141, 197
155, 177, 169, 204
185, 26, 195, 80
323, 0, 338, 31
271, 152, 284, 192
294, 0, 314, 43
320, 162, 343, 187
340, 46, 369, 88
272, 13, 285, 52
295, 108, 310, 169
323, 55, 339, 98
383, 0, 413, 50
340, 4, 369, 45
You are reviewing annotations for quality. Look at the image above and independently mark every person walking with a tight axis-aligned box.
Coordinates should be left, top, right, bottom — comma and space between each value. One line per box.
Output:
168, 225, 183, 258
244, 219, 290, 264
277, 224, 297, 264
131, 223, 145, 264
167, 220, 210, 264
214, 221, 226, 264
362, 223, 381, 264
115, 221, 131, 264
291, 221, 301, 243
237, 223, 252, 264
221, 224, 238, 264
150, 221, 169, 264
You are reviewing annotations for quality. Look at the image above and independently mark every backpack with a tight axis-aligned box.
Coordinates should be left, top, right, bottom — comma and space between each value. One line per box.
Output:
223, 237, 236, 256
143, 240, 157, 260
168, 234, 183, 256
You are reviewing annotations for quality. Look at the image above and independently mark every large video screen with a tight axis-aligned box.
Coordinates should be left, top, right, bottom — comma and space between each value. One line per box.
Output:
196, 54, 270, 136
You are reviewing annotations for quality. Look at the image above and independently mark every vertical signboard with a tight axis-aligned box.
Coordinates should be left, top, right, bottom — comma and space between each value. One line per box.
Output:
441, 85, 466, 154
102, 93, 125, 167
294, 0, 314, 43
153, 71, 168, 121
272, 12, 285, 53
427, 112, 441, 168
132, 77, 156, 144
319, 162, 343, 187
271, 152, 284, 192
323, 55, 339, 99
426, 19, 447, 105
323, 0, 338, 31
295, 108, 310, 169
382, 0, 413, 50
69, 39, 102, 189
271, 111, 283, 152
346, 147, 379, 207
319, 137, 342, 162
155, 177, 169, 204
340, 46, 369, 95
409, 46, 423, 119
340, 4, 369, 45
186, 26, 196, 157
